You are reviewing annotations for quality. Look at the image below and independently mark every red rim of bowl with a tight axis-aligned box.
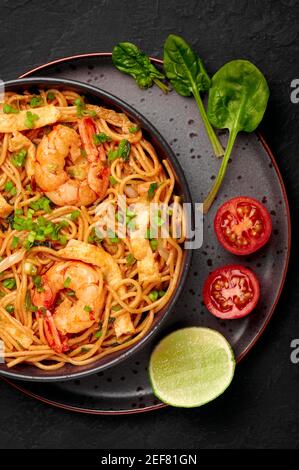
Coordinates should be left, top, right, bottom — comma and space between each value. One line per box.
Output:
1, 52, 291, 415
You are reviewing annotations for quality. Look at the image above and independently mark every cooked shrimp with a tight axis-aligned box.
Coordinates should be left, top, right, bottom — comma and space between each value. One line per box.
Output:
0, 105, 60, 132
58, 240, 135, 339
33, 118, 109, 206
32, 261, 104, 352
58, 239, 124, 295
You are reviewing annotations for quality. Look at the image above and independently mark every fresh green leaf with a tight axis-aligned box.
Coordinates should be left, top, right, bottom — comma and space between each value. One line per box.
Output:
203, 60, 269, 212
112, 42, 170, 93
163, 34, 223, 157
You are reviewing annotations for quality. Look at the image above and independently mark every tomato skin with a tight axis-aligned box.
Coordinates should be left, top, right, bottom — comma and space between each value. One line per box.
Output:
203, 264, 260, 320
214, 196, 272, 256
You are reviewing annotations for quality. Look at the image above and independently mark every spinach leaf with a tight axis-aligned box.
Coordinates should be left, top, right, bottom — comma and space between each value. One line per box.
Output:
203, 60, 270, 212
163, 34, 224, 158
112, 42, 170, 93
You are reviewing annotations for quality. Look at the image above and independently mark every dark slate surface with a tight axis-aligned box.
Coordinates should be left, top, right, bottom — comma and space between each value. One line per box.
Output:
0, 0, 299, 449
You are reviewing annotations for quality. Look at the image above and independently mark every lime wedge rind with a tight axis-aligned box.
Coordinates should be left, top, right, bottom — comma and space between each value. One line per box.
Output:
149, 327, 236, 408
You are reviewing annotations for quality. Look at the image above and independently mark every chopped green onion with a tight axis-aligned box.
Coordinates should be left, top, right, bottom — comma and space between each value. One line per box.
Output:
115, 211, 124, 223
15, 208, 23, 216
11, 149, 27, 167
74, 98, 97, 118
93, 132, 112, 144
5, 304, 14, 314
109, 176, 118, 185
108, 149, 119, 163
66, 290, 76, 297
81, 347, 90, 353
149, 290, 159, 302
30, 196, 51, 213
88, 228, 103, 244
150, 239, 158, 250
117, 139, 131, 161
3, 104, 19, 114
40, 307, 47, 315
126, 253, 136, 265
11, 236, 19, 249
30, 96, 44, 108
126, 209, 136, 218
2, 278, 16, 290
70, 210, 80, 221
84, 305, 92, 312
4, 181, 14, 193
148, 182, 158, 200
24, 111, 39, 129
154, 213, 164, 227
126, 218, 136, 231
158, 290, 166, 298
25, 291, 38, 311
24, 261, 37, 276
129, 125, 140, 133
111, 305, 122, 312
63, 277, 72, 288
59, 235, 67, 245
47, 92, 55, 101
107, 229, 120, 244
95, 330, 102, 339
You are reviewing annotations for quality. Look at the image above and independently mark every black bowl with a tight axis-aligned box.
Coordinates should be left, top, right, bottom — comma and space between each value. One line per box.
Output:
0, 77, 192, 382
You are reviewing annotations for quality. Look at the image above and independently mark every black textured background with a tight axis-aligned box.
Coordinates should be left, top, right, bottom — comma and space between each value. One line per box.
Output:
1, 0, 299, 449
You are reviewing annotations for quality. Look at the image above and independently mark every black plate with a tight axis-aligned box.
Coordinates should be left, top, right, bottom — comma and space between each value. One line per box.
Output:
1, 53, 291, 414
0, 77, 192, 381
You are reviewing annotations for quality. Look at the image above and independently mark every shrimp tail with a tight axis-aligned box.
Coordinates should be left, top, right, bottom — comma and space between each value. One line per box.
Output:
43, 310, 69, 354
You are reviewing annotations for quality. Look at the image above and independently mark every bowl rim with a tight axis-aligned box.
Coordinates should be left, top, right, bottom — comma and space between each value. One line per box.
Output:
0, 77, 193, 382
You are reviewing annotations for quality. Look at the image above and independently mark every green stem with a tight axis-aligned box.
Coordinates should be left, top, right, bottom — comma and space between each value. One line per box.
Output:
153, 78, 170, 94
193, 89, 224, 158
203, 128, 238, 213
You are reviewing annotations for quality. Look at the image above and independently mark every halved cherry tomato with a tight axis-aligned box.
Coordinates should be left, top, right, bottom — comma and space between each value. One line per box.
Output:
214, 196, 272, 255
203, 264, 260, 319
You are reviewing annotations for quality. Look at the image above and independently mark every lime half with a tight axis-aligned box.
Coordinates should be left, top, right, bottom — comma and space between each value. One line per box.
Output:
149, 327, 235, 408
